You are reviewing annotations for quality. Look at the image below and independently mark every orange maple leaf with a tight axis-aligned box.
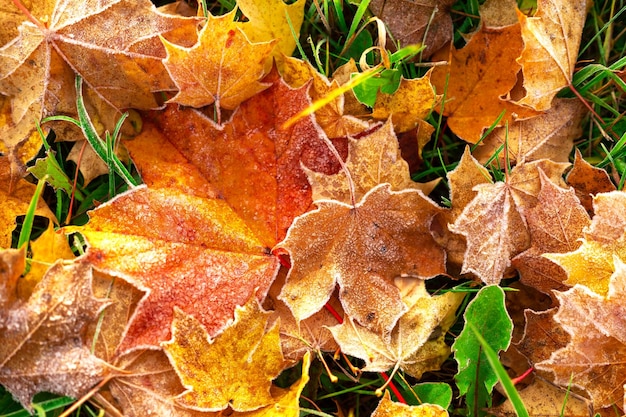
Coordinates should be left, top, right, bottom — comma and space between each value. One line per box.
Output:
430, 24, 539, 143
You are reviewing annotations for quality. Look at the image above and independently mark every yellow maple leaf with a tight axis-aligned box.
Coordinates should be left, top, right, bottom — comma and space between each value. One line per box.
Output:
162, 298, 285, 412
161, 9, 276, 117
544, 191, 626, 296
372, 391, 449, 417
371, 72, 438, 134
237, 0, 306, 59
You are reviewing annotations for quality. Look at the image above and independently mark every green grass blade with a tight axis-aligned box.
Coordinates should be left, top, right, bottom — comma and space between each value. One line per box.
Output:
467, 322, 529, 417
0, 396, 75, 417
17, 175, 48, 250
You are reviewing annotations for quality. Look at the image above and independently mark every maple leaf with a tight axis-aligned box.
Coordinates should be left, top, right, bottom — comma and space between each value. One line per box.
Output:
162, 298, 285, 412
0, 257, 109, 410
303, 120, 434, 204
449, 180, 530, 284
544, 190, 626, 296
372, 390, 449, 417
281, 56, 369, 138
515, 308, 570, 377
329, 277, 463, 379
0, 0, 198, 167
108, 350, 210, 417
430, 24, 539, 143
144, 69, 348, 247
431, 147, 491, 270
368, 0, 454, 59
371, 72, 438, 134
0, 155, 55, 248
536, 256, 626, 409
516, 0, 590, 110
265, 269, 340, 364
512, 169, 590, 296
449, 160, 568, 284
566, 149, 616, 214
474, 98, 586, 166
237, 0, 306, 59
161, 9, 276, 115
18, 222, 76, 300
278, 183, 445, 334
67, 185, 279, 354
235, 351, 311, 417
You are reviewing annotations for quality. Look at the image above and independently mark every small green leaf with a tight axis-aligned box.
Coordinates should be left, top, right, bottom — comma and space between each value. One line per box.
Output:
412, 382, 452, 409
28, 151, 84, 201
453, 285, 513, 417
352, 68, 401, 107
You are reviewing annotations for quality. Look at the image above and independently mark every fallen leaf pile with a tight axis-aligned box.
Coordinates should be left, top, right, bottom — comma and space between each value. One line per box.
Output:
2, 0, 626, 415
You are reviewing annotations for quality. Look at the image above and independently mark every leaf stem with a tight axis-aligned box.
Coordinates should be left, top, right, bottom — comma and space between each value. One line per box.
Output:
11, 0, 46, 30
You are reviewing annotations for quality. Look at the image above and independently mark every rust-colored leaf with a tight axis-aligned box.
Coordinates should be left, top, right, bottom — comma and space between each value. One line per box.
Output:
566, 149, 617, 214
144, 70, 348, 247
69, 185, 279, 354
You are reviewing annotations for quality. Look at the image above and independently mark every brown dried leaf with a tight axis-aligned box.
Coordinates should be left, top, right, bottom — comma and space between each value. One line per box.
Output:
513, 170, 590, 296
304, 120, 433, 203
544, 191, 626, 296
278, 183, 445, 334
566, 149, 616, 214
536, 257, 626, 409
450, 181, 530, 284
474, 98, 586, 166
0, 0, 198, 167
368, 0, 454, 59
329, 277, 463, 379
516, 0, 590, 110
432, 147, 491, 270
0, 259, 109, 409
